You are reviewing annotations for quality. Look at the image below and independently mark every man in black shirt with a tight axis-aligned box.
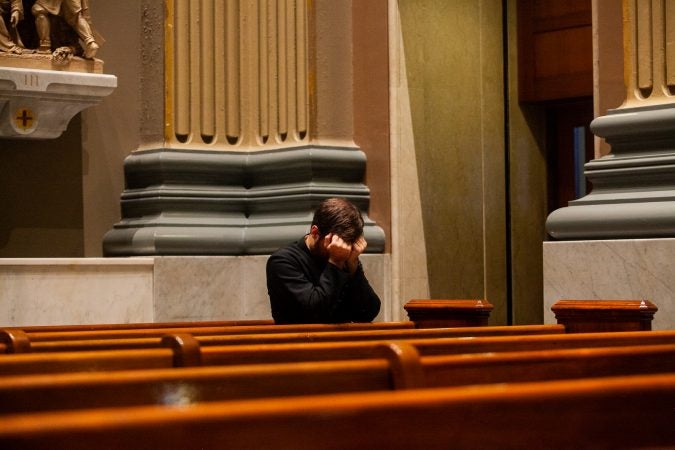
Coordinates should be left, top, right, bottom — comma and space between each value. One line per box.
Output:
266, 198, 381, 324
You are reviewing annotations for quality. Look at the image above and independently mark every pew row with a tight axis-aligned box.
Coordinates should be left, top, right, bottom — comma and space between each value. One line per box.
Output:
2, 338, 675, 413
0, 324, 565, 354
5, 327, 675, 375
1, 373, 674, 449
11, 319, 275, 333
2, 321, 416, 344
0, 299, 657, 356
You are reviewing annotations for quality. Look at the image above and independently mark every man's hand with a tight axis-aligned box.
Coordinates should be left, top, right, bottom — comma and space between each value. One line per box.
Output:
346, 236, 367, 274
10, 11, 20, 26
325, 234, 352, 270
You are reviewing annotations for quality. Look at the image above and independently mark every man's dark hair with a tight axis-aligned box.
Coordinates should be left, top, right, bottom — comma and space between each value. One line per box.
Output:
311, 198, 364, 244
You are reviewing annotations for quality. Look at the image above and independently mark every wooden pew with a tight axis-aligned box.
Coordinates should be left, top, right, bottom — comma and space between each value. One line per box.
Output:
11, 319, 275, 333
3, 321, 415, 343
552, 299, 658, 332
404, 298, 660, 332
1, 373, 674, 449
0, 324, 565, 354
12, 325, 675, 375
2, 340, 675, 413
0, 325, 564, 362
200, 329, 675, 365
404, 299, 494, 328
0, 321, 415, 353
8, 323, 675, 377
2, 299, 654, 356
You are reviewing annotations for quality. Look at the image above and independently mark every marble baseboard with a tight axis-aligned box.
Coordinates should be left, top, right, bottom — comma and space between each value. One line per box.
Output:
543, 239, 675, 331
0, 255, 391, 327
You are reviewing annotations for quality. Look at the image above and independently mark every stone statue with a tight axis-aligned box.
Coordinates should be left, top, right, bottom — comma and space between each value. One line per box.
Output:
0, 0, 23, 54
32, 0, 99, 58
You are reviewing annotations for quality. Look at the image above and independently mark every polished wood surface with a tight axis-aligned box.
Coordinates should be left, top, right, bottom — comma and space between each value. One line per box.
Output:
0, 304, 672, 448
2, 338, 675, 413
404, 299, 494, 328
10, 319, 275, 333
552, 299, 658, 332
3, 327, 674, 376
3, 321, 415, 343
0, 324, 564, 354
1, 373, 674, 449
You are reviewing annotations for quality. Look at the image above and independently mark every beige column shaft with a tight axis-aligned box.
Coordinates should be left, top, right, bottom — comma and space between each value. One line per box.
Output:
165, 0, 310, 151
623, 0, 675, 106
309, 0, 355, 147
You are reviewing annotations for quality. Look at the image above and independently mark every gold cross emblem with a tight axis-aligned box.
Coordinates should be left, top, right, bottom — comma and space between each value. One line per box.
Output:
15, 108, 36, 131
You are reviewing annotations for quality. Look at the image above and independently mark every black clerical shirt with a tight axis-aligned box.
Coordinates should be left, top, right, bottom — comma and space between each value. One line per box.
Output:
266, 239, 381, 324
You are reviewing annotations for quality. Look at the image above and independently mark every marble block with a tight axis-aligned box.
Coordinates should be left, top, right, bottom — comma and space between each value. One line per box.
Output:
543, 239, 675, 331
0, 258, 154, 327
153, 256, 272, 322
154, 254, 390, 322
0, 255, 391, 326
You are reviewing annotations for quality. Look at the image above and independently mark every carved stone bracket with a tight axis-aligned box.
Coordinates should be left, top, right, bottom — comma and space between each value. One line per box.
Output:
0, 66, 116, 139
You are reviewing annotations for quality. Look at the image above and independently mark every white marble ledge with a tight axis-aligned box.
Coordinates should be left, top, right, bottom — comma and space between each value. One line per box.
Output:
0, 255, 391, 326
0, 258, 155, 267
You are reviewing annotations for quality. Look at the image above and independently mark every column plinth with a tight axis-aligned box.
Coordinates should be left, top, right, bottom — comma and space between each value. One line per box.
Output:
546, 0, 675, 239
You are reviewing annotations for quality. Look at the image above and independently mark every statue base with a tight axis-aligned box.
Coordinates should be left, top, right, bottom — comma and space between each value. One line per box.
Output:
0, 52, 103, 74
0, 66, 116, 139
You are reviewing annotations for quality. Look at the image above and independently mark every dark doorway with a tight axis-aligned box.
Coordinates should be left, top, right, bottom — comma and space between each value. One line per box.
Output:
545, 98, 594, 213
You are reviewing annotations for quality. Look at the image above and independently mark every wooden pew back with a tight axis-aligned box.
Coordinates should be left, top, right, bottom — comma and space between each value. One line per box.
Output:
1, 373, 674, 449
201, 329, 675, 365
2, 342, 675, 413
4, 327, 673, 376
12, 319, 275, 333
4, 321, 415, 343
0, 324, 565, 354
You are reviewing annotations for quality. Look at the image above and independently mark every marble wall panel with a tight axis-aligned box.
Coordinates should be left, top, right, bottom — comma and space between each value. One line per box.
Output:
0, 254, 391, 326
153, 254, 390, 323
543, 239, 675, 330
153, 256, 264, 322
0, 258, 154, 326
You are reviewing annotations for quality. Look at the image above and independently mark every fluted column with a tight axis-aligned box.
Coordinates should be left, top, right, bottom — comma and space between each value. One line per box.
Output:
103, 0, 383, 255
546, 0, 675, 239
167, 0, 309, 149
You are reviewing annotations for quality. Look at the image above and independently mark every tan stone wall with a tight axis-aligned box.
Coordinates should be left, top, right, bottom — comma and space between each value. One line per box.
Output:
506, 0, 547, 325
353, 0, 391, 252
0, 118, 84, 257
82, 0, 144, 256
395, 0, 508, 323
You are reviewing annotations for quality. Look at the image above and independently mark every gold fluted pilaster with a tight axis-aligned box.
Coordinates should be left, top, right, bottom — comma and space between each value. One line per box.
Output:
624, 0, 675, 106
165, 0, 310, 150
667, 1, 675, 91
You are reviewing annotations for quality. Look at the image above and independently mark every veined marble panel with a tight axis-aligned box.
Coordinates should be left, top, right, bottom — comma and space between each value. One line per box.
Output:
154, 254, 390, 322
152, 256, 271, 322
0, 255, 390, 326
0, 258, 154, 326
543, 239, 675, 330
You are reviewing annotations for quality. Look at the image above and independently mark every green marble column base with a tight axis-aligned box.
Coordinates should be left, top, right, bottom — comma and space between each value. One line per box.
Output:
103, 146, 385, 255
547, 103, 675, 239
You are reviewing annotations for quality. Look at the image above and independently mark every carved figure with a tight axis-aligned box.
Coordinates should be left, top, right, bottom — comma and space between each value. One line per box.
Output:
32, 0, 99, 58
0, 0, 23, 54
